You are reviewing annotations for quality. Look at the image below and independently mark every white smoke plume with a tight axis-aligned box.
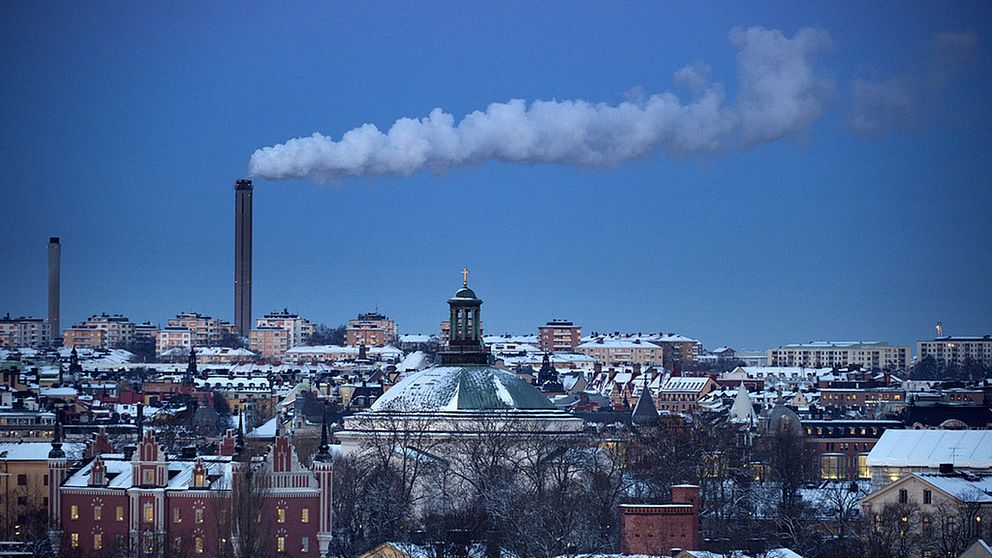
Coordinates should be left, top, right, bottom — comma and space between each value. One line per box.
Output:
249, 26, 833, 182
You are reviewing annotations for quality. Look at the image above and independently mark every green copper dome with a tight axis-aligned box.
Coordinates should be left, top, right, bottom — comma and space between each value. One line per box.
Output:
371, 365, 555, 412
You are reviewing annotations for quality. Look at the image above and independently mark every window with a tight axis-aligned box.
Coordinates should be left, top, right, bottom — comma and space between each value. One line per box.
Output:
16, 496, 26, 506
94, 505, 102, 520
17, 474, 27, 486
70, 533, 79, 549
277, 508, 286, 523
922, 517, 932, 536
924, 489, 932, 504
194, 536, 204, 554
116, 506, 125, 521
44, 474, 48, 486
173, 508, 182, 523
70, 505, 79, 520
173, 537, 182, 553
195, 508, 204, 524
820, 455, 845, 480
301, 537, 309, 552
144, 503, 154, 523
219, 509, 227, 524
276, 536, 286, 553
94, 533, 103, 550
898, 489, 908, 504
301, 508, 310, 523
857, 454, 870, 479
143, 470, 155, 485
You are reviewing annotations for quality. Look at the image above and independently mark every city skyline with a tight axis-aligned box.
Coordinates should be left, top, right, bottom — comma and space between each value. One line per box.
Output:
2, 2, 991, 349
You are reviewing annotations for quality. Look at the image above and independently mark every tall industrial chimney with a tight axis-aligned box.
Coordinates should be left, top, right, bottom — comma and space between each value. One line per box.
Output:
234, 179, 253, 337
48, 237, 61, 342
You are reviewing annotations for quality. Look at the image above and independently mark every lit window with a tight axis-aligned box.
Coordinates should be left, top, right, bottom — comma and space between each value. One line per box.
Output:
194, 473, 205, 487
195, 536, 204, 554
144, 503, 154, 523
820, 455, 845, 480
857, 454, 870, 479
70, 505, 79, 520
277, 536, 286, 552
277, 508, 285, 523
195, 508, 204, 524
116, 506, 124, 521
173, 508, 182, 523
144, 470, 155, 485
301, 508, 309, 523
94, 533, 103, 550
94, 505, 102, 520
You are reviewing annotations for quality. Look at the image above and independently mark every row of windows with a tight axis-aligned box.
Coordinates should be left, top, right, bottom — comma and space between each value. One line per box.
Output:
820, 454, 870, 480
72, 503, 309, 525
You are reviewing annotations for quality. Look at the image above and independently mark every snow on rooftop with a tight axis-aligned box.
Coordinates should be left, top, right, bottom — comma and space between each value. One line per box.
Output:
0, 442, 84, 461
915, 473, 992, 503
659, 376, 712, 392
866, 430, 992, 469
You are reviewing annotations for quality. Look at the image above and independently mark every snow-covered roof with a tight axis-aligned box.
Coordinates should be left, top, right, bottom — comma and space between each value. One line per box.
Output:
577, 339, 660, 349
915, 473, 992, 503
866, 430, 992, 469
369, 365, 555, 412
40, 387, 79, 397
247, 416, 278, 439
398, 334, 435, 343
659, 376, 712, 392
394, 351, 427, 372
0, 442, 84, 461
63, 456, 232, 490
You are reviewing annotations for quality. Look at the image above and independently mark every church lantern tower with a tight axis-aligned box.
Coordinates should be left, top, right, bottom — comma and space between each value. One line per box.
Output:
438, 268, 488, 365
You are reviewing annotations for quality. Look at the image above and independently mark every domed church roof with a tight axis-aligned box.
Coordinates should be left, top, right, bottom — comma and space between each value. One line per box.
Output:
370, 364, 555, 412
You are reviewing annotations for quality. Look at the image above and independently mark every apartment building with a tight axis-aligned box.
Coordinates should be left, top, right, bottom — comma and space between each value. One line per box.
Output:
63, 314, 136, 349
255, 309, 314, 347
917, 335, 992, 367
249, 325, 291, 358
166, 312, 236, 346
345, 312, 396, 347
576, 338, 664, 366
155, 326, 193, 355
538, 319, 582, 353
0, 315, 51, 348
768, 341, 911, 370
654, 376, 718, 414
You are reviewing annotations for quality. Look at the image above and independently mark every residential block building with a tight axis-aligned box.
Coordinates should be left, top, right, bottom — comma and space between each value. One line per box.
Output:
768, 341, 911, 370
577, 338, 664, 367
538, 320, 582, 353
345, 312, 396, 347
917, 335, 992, 367
63, 314, 136, 349
255, 310, 314, 348
0, 315, 51, 348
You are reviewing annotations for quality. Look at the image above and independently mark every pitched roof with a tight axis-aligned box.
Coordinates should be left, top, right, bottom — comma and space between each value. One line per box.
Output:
866, 430, 992, 468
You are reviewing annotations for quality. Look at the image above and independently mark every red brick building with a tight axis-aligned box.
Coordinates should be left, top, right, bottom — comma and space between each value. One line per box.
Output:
620, 485, 700, 555
49, 418, 334, 557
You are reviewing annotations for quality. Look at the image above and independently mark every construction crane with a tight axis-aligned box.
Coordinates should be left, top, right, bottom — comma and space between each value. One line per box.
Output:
936, 321, 944, 337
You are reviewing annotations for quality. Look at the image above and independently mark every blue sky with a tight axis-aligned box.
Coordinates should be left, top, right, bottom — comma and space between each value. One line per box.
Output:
1, 1, 990, 350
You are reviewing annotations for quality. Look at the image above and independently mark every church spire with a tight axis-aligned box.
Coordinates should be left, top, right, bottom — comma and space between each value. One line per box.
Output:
314, 405, 332, 463
49, 413, 65, 459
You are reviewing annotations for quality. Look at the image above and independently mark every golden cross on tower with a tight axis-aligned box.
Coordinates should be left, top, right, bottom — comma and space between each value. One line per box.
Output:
461, 266, 469, 287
